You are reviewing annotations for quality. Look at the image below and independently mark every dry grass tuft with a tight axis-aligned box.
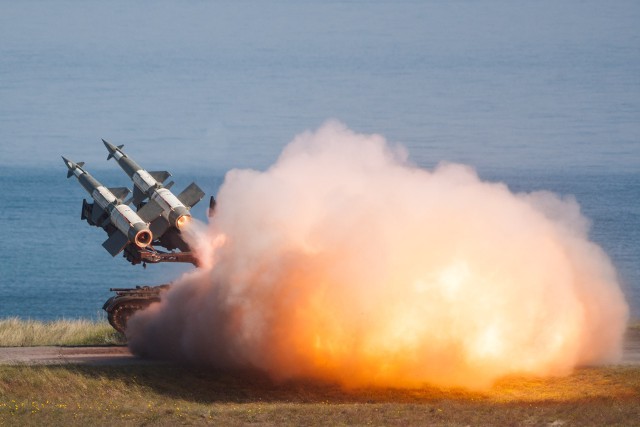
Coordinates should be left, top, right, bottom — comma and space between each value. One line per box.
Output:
0, 318, 125, 347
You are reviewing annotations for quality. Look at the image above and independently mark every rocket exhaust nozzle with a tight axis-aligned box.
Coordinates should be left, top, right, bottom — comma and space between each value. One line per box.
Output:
134, 230, 153, 248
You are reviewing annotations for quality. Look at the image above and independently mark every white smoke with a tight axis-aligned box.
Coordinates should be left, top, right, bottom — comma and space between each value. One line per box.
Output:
127, 121, 628, 389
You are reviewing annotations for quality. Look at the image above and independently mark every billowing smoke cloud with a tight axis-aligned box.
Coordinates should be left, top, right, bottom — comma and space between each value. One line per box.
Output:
128, 121, 628, 389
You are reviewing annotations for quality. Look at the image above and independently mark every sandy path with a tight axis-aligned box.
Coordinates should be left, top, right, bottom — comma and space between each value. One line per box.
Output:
1, 328, 639, 366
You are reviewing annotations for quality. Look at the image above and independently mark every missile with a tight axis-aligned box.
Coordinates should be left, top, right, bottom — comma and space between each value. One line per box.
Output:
102, 139, 205, 240
207, 196, 216, 218
62, 156, 153, 256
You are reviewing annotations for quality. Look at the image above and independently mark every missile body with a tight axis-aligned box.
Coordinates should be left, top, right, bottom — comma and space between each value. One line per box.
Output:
62, 156, 153, 256
102, 140, 204, 238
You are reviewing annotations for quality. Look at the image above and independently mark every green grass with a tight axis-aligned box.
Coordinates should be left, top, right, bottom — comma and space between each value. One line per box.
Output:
0, 318, 639, 425
0, 318, 125, 347
0, 364, 639, 426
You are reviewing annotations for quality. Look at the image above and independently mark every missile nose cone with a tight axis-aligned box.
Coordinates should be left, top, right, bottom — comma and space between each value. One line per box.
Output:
62, 156, 77, 178
102, 139, 117, 154
61, 156, 74, 168
103, 139, 125, 160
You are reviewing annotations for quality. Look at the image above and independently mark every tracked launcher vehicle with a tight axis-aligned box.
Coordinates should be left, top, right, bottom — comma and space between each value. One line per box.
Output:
64, 141, 215, 333
103, 285, 170, 333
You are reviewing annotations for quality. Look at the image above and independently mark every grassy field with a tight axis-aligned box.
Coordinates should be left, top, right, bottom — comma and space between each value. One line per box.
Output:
1, 319, 638, 425
0, 363, 639, 426
0, 318, 125, 347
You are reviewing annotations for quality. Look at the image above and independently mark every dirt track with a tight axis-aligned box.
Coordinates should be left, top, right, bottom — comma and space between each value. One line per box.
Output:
1, 328, 639, 366
0, 345, 138, 365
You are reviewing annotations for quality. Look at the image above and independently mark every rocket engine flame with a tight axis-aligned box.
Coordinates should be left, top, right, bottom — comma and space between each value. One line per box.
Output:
175, 214, 190, 230
127, 121, 628, 389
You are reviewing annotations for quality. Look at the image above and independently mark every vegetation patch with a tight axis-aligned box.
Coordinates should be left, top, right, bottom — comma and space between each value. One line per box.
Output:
0, 318, 125, 347
0, 364, 638, 426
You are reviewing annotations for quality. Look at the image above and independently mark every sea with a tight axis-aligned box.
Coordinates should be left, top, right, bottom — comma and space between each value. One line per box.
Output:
0, 0, 638, 320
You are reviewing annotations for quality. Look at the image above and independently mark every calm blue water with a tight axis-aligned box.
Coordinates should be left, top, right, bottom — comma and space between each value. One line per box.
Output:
0, 1, 638, 319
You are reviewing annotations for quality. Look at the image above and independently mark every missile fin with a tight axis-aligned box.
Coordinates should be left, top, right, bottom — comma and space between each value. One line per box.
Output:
81, 199, 90, 221
176, 182, 205, 209
90, 203, 107, 225
136, 199, 163, 223
132, 186, 147, 207
81, 199, 104, 227
207, 196, 216, 218
150, 216, 170, 240
157, 227, 190, 251
149, 171, 171, 184
102, 231, 129, 257
107, 187, 131, 202
164, 181, 175, 190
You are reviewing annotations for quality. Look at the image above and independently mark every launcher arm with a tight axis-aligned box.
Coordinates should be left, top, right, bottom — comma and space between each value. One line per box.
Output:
123, 245, 199, 267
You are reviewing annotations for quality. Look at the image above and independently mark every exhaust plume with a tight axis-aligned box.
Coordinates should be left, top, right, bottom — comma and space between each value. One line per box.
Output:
128, 121, 628, 389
